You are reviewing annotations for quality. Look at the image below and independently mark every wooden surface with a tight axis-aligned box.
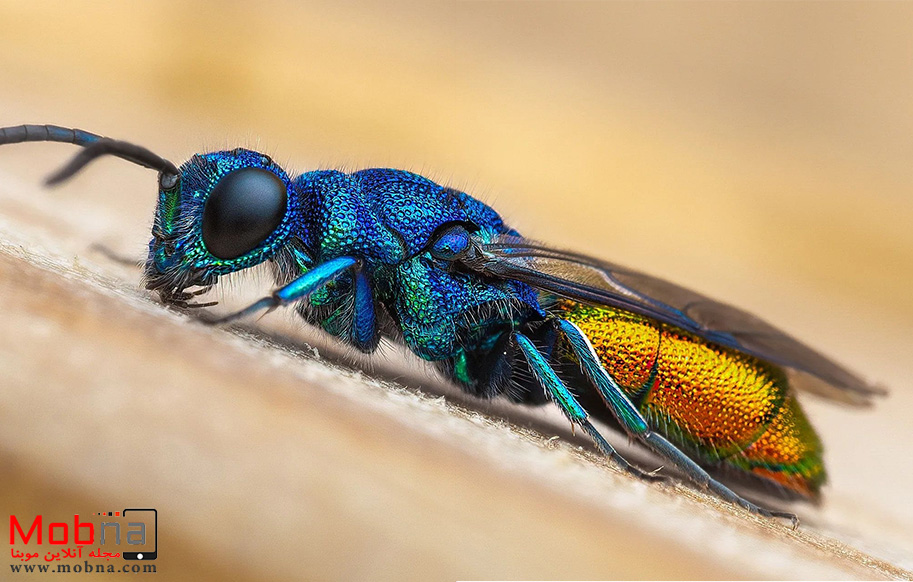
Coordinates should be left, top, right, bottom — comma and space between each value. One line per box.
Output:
1, 2, 912, 580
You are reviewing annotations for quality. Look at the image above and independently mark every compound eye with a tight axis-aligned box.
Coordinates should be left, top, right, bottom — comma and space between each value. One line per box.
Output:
202, 167, 288, 259
429, 223, 471, 261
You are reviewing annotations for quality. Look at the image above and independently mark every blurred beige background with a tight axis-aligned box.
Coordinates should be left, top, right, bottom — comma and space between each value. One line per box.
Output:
0, 1, 911, 580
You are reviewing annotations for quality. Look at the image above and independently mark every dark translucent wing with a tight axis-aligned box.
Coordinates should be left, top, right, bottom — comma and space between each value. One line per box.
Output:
470, 237, 883, 406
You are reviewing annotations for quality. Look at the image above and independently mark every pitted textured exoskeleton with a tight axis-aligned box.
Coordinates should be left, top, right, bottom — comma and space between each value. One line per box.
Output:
1, 124, 886, 527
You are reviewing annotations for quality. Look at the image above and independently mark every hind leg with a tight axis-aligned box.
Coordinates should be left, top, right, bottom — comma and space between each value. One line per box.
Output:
555, 318, 798, 526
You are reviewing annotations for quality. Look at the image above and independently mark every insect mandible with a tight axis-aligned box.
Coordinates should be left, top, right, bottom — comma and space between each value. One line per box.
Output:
0, 124, 885, 526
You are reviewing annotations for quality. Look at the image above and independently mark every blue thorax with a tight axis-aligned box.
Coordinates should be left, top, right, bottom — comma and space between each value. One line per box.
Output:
145, 149, 544, 366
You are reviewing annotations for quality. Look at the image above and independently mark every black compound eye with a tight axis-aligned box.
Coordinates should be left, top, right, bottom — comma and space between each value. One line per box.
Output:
202, 167, 288, 260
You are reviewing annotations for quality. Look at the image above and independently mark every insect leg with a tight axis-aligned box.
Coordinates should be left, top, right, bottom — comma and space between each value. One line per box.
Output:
206, 256, 360, 325
351, 267, 377, 350
513, 332, 663, 482
556, 319, 799, 526
89, 243, 144, 268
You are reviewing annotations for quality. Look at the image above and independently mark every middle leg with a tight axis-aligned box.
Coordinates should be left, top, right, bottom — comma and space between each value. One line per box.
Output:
513, 331, 664, 482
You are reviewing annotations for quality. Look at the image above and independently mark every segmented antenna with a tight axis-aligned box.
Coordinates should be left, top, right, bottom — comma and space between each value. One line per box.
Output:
0, 124, 178, 186
0, 124, 102, 147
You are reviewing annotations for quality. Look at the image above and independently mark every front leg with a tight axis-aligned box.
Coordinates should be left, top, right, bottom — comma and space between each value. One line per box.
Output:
205, 257, 376, 351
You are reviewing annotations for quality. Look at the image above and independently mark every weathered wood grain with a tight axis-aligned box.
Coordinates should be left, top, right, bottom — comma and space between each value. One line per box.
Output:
1, 2, 912, 579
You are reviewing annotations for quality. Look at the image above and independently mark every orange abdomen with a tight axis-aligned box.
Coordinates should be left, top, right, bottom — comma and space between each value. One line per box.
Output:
559, 301, 825, 499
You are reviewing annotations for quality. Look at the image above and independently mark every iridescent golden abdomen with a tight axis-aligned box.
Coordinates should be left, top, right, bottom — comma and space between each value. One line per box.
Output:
645, 325, 784, 457
558, 300, 825, 498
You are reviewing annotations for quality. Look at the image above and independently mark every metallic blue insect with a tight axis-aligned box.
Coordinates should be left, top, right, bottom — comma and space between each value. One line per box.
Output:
0, 124, 883, 526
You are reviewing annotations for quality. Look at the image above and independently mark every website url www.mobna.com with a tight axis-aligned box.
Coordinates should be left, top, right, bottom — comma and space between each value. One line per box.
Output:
10, 562, 156, 574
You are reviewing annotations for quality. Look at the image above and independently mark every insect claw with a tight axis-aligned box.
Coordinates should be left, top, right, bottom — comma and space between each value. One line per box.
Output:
756, 508, 799, 529
185, 301, 219, 309
204, 297, 278, 326
774, 511, 800, 530
636, 469, 668, 483
637, 466, 668, 483
256, 304, 279, 322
